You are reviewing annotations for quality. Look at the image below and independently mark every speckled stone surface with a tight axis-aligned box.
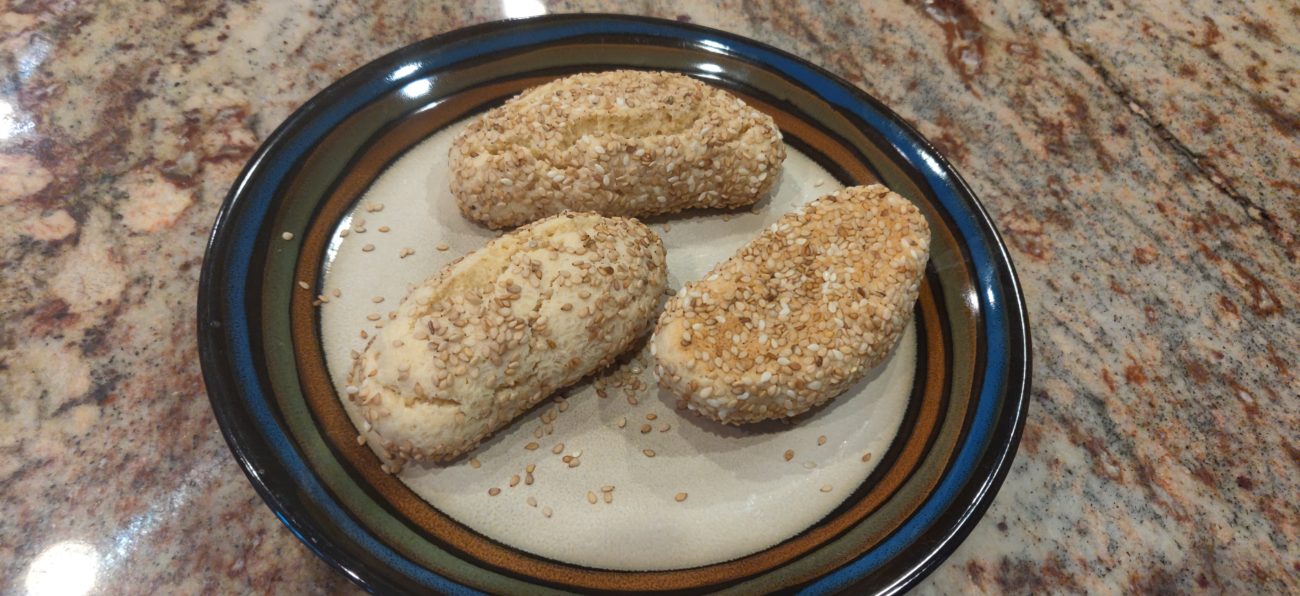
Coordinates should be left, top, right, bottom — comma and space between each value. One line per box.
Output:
0, 1, 1295, 594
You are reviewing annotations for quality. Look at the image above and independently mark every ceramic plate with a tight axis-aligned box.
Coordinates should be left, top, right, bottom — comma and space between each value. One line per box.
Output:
198, 14, 1030, 595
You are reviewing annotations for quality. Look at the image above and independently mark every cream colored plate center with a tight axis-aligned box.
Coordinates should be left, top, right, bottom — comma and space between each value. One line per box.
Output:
320, 119, 916, 571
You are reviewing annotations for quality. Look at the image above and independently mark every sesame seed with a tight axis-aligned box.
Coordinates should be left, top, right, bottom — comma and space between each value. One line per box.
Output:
587, 491, 597, 504
675, 492, 688, 502
297, 281, 310, 290
660, 423, 670, 432
372, 296, 384, 303
488, 487, 501, 496
543, 507, 552, 518
603, 491, 613, 504
818, 435, 827, 446
362, 244, 375, 252
332, 288, 341, 298
640, 424, 652, 434
281, 232, 294, 240
509, 475, 520, 487
862, 452, 873, 463
527, 496, 537, 507
820, 484, 833, 493
643, 449, 656, 458
524, 442, 539, 451
784, 449, 794, 462
378, 226, 390, 233
526, 463, 536, 473
436, 243, 450, 251
617, 417, 626, 428
470, 458, 481, 469
552, 443, 564, 454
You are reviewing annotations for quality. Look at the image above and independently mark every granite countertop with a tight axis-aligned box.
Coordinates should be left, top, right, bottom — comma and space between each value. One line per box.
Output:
1, 0, 1295, 593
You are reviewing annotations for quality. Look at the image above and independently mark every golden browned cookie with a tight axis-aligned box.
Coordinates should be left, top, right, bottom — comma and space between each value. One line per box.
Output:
652, 185, 930, 424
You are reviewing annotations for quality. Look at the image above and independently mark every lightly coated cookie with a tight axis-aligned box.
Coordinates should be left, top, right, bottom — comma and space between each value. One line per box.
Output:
450, 70, 785, 228
346, 212, 667, 468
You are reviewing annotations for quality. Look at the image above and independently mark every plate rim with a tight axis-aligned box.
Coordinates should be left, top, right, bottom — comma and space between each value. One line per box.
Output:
197, 13, 1031, 595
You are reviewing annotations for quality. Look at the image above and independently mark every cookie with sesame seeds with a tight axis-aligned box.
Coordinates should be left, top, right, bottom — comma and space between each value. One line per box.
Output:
651, 185, 930, 424
449, 70, 785, 229
346, 212, 666, 467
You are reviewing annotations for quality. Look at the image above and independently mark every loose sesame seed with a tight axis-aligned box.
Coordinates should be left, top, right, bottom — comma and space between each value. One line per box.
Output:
640, 424, 652, 434
645, 413, 657, 421
543, 507, 552, 518
660, 423, 670, 432
436, 243, 450, 251
470, 458, 481, 469
378, 226, 390, 233
643, 449, 656, 458
524, 442, 539, 451
488, 487, 501, 496
617, 417, 626, 428
820, 484, 833, 493
552, 443, 564, 454
784, 449, 794, 462
297, 281, 310, 290
526, 463, 536, 473
818, 435, 827, 446
281, 232, 294, 240
372, 296, 384, 303
509, 475, 520, 487
527, 496, 537, 507
603, 491, 613, 504
675, 492, 688, 502
861, 452, 873, 463
362, 244, 375, 252
587, 491, 597, 504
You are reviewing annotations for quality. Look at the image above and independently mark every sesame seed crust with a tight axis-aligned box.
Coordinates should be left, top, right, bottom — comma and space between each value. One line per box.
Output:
347, 212, 667, 466
449, 70, 786, 229
651, 185, 930, 424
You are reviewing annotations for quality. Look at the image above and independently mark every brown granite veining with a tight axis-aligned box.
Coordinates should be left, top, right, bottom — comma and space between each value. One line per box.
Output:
0, 1, 1295, 594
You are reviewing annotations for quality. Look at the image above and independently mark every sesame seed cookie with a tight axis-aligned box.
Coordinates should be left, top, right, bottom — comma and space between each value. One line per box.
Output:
449, 70, 785, 228
651, 185, 930, 424
346, 212, 667, 468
